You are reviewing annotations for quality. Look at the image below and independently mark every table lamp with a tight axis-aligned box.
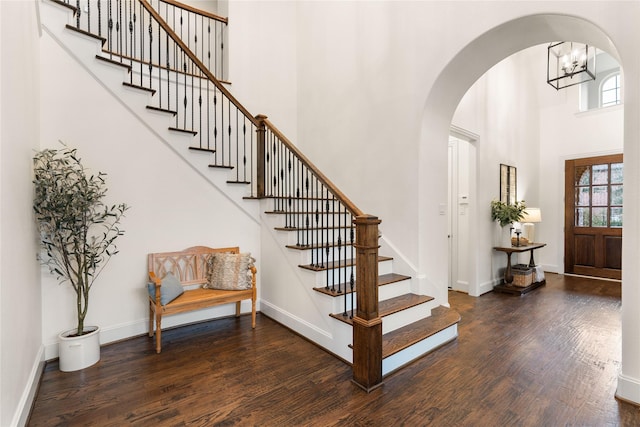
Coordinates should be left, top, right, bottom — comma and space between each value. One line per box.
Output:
521, 208, 541, 244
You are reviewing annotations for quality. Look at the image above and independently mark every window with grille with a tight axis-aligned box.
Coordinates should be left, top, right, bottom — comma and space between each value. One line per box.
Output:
574, 162, 623, 228
601, 73, 621, 107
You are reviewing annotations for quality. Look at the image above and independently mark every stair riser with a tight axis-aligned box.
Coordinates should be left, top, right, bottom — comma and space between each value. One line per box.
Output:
311, 260, 394, 287
293, 245, 356, 265
381, 303, 433, 335
311, 266, 355, 288
378, 279, 412, 301
266, 213, 355, 231
382, 325, 458, 377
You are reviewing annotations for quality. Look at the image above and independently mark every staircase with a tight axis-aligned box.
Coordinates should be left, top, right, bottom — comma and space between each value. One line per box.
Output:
41, 0, 459, 387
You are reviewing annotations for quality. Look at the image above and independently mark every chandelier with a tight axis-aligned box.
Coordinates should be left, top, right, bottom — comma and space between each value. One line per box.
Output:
547, 42, 596, 90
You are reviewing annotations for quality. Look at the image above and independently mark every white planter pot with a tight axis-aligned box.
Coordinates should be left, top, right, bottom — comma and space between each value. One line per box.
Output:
494, 223, 513, 247
58, 326, 101, 372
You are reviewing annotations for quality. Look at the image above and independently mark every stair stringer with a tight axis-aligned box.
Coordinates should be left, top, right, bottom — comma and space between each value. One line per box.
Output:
40, 0, 260, 224
259, 203, 354, 363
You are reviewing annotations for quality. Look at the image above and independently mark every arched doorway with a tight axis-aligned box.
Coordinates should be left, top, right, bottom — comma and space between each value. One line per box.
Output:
418, 13, 640, 405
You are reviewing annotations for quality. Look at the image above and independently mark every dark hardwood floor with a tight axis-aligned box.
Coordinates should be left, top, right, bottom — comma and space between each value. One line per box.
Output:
29, 273, 640, 426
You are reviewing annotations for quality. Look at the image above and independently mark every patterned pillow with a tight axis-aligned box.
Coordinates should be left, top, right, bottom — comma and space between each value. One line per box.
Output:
204, 252, 255, 290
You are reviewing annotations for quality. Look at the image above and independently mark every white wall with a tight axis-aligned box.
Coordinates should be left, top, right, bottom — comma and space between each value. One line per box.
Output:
233, 0, 640, 402
0, 1, 44, 425
452, 48, 541, 294
227, 0, 298, 139
3, 1, 640, 422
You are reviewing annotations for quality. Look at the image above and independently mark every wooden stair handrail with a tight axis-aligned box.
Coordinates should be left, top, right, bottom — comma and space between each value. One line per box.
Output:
144, 0, 380, 389
139, 0, 257, 126
158, 0, 228, 24
260, 117, 364, 218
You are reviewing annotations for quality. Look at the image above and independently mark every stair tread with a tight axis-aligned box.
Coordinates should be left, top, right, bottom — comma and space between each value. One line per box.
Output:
65, 24, 106, 45
382, 306, 461, 359
274, 225, 352, 231
95, 55, 131, 71
169, 127, 197, 136
189, 146, 215, 154
299, 256, 392, 272
266, 196, 335, 201
314, 273, 411, 297
147, 105, 177, 116
286, 241, 352, 251
122, 81, 156, 95
265, 210, 350, 215
330, 293, 433, 325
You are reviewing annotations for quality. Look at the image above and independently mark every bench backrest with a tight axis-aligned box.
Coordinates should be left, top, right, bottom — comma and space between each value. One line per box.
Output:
148, 246, 239, 287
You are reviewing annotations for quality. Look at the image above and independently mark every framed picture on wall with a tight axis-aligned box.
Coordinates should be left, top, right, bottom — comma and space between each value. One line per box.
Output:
500, 164, 517, 205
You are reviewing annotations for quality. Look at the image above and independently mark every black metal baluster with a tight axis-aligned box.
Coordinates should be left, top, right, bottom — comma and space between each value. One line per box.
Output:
273, 135, 278, 210
155, 11, 160, 101
86, 0, 91, 33
220, 23, 225, 80
213, 90, 218, 163
220, 95, 225, 165
297, 163, 301, 244
327, 194, 333, 292
213, 20, 218, 76
341, 205, 348, 316
286, 152, 293, 229
137, 2, 142, 82
350, 223, 355, 318
249, 121, 254, 192
190, 62, 195, 133
131, 3, 136, 78
123, 0, 128, 58
227, 98, 232, 166
242, 120, 248, 182
305, 171, 310, 252
147, 19, 153, 89
107, 0, 112, 56
198, 68, 203, 147
206, 77, 210, 151
164, 32, 169, 110
118, 0, 122, 58
336, 198, 341, 294
98, 0, 102, 37
236, 108, 240, 179
318, 178, 323, 269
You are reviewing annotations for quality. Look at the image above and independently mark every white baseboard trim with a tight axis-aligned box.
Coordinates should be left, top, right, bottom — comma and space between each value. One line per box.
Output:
43, 301, 258, 360
11, 346, 45, 427
478, 279, 498, 296
260, 300, 354, 363
616, 373, 640, 405
260, 300, 333, 342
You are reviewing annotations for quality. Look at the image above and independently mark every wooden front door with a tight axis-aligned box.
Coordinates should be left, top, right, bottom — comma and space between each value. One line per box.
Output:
565, 154, 623, 280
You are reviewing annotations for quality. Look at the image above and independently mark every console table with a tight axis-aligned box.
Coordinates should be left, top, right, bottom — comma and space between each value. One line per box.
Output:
493, 243, 546, 295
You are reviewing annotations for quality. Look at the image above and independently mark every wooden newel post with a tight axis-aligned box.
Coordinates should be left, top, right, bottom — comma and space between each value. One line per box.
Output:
255, 114, 267, 198
352, 214, 383, 392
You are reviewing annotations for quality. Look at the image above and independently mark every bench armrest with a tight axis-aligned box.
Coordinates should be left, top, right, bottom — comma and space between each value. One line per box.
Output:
149, 271, 162, 305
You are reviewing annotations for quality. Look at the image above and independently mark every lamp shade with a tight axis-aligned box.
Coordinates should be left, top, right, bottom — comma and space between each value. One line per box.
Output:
522, 208, 542, 223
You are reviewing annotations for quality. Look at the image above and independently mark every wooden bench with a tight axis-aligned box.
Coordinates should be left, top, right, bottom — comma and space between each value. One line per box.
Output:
148, 246, 257, 353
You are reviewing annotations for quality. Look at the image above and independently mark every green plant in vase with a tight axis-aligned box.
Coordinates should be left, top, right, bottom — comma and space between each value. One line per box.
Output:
491, 199, 527, 227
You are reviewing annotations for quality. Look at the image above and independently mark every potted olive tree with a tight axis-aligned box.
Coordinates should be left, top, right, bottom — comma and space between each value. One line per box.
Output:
33, 145, 128, 371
